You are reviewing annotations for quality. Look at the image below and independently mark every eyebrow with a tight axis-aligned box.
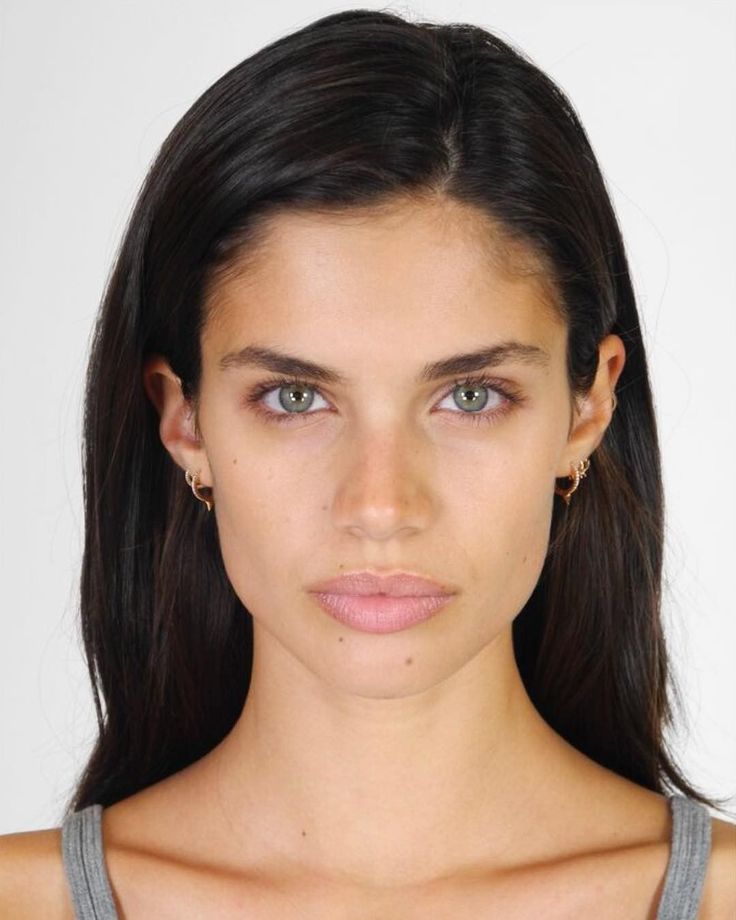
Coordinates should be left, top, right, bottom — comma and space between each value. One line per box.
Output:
218, 340, 550, 385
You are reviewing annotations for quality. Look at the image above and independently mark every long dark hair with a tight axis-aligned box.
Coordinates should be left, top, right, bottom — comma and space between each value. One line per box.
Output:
63, 8, 733, 819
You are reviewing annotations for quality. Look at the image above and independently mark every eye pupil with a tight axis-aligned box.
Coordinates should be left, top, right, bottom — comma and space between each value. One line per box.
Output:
454, 384, 489, 412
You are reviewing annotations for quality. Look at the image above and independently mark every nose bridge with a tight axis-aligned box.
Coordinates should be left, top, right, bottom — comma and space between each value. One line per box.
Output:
331, 418, 432, 539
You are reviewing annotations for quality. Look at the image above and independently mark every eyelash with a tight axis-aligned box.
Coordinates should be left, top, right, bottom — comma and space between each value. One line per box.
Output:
244, 374, 524, 428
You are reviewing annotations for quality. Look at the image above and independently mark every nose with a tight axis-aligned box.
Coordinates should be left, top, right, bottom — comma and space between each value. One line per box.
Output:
329, 428, 433, 542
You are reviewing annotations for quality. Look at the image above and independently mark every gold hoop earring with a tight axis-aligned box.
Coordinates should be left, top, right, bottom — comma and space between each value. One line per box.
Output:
185, 469, 213, 511
555, 457, 591, 506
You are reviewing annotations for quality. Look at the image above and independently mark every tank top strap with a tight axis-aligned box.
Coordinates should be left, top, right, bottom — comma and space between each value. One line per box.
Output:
656, 793, 712, 920
61, 803, 118, 919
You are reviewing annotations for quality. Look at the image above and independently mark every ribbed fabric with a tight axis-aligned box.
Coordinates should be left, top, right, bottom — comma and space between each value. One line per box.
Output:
655, 793, 713, 920
60, 793, 713, 919
61, 803, 118, 919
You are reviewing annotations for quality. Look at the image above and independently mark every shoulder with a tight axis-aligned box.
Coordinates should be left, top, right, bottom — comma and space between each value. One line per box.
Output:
0, 826, 75, 920
699, 816, 736, 919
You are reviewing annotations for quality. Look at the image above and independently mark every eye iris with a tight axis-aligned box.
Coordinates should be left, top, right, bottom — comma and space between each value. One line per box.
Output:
279, 384, 312, 413
454, 384, 489, 412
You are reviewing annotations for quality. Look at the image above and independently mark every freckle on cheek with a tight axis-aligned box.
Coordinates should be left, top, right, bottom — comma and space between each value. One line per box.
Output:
405, 657, 413, 665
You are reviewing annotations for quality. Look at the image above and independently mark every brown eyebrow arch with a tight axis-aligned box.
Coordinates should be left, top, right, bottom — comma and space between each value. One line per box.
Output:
218, 341, 550, 385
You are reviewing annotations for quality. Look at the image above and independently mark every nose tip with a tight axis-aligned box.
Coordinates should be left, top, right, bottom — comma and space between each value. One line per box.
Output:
327, 426, 435, 541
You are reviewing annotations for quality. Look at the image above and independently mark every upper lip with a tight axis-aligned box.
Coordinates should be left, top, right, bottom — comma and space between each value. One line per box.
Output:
308, 571, 456, 597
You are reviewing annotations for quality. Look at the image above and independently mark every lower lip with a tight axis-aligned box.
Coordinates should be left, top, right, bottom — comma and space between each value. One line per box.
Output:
310, 592, 453, 634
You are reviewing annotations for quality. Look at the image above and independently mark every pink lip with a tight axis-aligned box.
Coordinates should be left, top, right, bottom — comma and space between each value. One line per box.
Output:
308, 571, 455, 597
311, 593, 454, 634
307, 571, 457, 634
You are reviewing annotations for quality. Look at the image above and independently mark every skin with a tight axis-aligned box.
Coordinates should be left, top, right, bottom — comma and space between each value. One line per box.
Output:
3, 196, 735, 920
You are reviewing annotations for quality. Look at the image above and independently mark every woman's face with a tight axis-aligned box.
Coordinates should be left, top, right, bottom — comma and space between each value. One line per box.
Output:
191, 198, 581, 696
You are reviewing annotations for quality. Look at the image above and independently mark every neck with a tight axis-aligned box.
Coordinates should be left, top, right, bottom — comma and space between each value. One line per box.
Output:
204, 624, 589, 889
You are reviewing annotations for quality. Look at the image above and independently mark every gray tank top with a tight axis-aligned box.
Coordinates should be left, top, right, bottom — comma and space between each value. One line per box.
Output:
60, 792, 713, 919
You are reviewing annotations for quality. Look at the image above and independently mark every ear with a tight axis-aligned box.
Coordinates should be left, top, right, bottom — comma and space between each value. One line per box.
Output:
556, 334, 626, 478
142, 354, 214, 488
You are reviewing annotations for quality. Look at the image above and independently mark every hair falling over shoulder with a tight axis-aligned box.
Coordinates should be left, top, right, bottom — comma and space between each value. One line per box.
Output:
64, 8, 733, 820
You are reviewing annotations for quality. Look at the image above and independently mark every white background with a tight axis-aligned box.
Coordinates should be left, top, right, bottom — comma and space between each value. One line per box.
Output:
1, 0, 734, 832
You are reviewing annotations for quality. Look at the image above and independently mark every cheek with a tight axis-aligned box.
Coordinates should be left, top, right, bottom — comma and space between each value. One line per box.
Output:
451, 449, 555, 618
212, 456, 319, 617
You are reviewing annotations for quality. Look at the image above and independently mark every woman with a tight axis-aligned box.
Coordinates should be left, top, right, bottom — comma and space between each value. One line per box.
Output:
1, 8, 734, 918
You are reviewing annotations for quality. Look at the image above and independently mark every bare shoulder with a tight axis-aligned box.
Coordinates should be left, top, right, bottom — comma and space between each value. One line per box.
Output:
699, 816, 736, 920
0, 827, 74, 920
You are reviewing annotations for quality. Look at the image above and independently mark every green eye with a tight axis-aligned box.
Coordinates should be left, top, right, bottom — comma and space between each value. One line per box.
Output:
448, 382, 492, 413
276, 382, 316, 413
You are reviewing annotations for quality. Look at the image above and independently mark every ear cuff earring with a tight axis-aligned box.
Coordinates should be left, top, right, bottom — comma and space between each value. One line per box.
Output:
554, 457, 591, 505
185, 469, 213, 511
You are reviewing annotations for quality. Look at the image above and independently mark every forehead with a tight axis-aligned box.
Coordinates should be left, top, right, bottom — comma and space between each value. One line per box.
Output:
202, 198, 564, 353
